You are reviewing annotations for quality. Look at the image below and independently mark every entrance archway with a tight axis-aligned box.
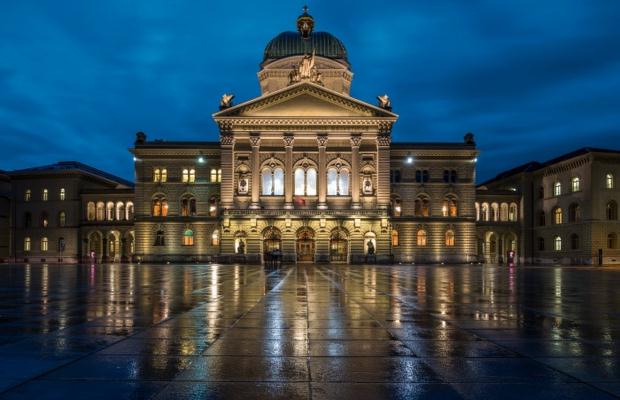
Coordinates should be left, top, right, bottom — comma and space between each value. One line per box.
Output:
296, 227, 315, 263
87, 231, 103, 262
262, 226, 282, 262
329, 228, 349, 262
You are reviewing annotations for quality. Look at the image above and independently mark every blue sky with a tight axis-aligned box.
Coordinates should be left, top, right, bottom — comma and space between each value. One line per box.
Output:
1, 0, 619, 182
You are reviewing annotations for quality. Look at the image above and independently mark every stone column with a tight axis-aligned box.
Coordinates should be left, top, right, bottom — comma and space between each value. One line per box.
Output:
220, 132, 235, 209
284, 134, 294, 209
351, 134, 362, 209
317, 134, 328, 209
376, 131, 391, 209
250, 134, 261, 209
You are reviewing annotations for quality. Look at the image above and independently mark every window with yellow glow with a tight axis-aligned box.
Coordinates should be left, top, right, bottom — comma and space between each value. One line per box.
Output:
183, 229, 194, 246
417, 230, 427, 246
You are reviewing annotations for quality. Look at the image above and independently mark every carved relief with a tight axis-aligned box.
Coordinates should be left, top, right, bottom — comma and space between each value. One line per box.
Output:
350, 135, 362, 147
220, 133, 234, 145
377, 134, 391, 147
283, 135, 295, 147
249, 135, 261, 147
317, 135, 328, 147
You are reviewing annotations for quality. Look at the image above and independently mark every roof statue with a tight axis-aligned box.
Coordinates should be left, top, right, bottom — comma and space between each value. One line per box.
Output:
377, 94, 392, 111
289, 49, 323, 85
219, 93, 235, 110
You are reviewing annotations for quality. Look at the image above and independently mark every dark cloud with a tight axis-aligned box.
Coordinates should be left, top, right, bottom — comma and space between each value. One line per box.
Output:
0, 0, 619, 182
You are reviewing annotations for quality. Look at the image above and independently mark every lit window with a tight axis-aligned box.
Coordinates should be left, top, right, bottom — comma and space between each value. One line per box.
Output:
25, 190, 31, 202
553, 182, 561, 197
153, 168, 161, 182
327, 167, 349, 196
442, 196, 458, 217
392, 196, 402, 217
445, 230, 455, 246
364, 232, 376, 255
262, 167, 284, 195
217, 169, 222, 183
500, 203, 509, 221
509, 203, 518, 221
116, 202, 125, 221
481, 203, 489, 221
42, 189, 48, 201
189, 169, 196, 183
294, 167, 317, 196
96, 202, 105, 221
41, 212, 48, 228
605, 173, 614, 189
152, 196, 168, 217
571, 177, 580, 192
41, 237, 49, 252
60, 188, 66, 200
161, 169, 167, 182
211, 169, 217, 182
24, 237, 31, 252
391, 229, 399, 247
554, 236, 562, 251
182, 169, 189, 183
86, 202, 96, 221
106, 202, 114, 221
417, 230, 427, 246
59, 211, 66, 227
415, 196, 430, 217
126, 202, 134, 220
554, 207, 563, 224
211, 230, 220, 246
183, 229, 194, 246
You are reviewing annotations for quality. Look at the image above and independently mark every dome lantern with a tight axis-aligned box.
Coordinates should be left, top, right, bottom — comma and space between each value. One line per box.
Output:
297, 5, 314, 38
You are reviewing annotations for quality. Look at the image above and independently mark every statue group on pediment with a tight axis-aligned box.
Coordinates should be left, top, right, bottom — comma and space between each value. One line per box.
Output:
289, 50, 323, 85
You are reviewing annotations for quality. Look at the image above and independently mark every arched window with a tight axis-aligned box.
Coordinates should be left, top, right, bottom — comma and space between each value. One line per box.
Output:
152, 196, 168, 217
41, 237, 49, 252
211, 169, 217, 183
491, 203, 499, 221
42, 189, 48, 201
509, 203, 518, 221
24, 237, 31, 252
442, 196, 458, 217
606, 173, 614, 189
96, 202, 105, 221
415, 195, 430, 217
553, 207, 563, 224
500, 203, 509, 221
25, 189, 31, 202
106, 202, 115, 221
211, 230, 220, 246
570, 233, 579, 250
607, 201, 618, 220
327, 167, 349, 196
391, 196, 402, 217
161, 168, 167, 182
539, 210, 546, 226
189, 169, 196, 183
294, 167, 317, 196
153, 168, 161, 182
391, 229, 399, 247
116, 202, 125, 221
262, 167, 284, 195
417, 229, 427, 246
59, 188, 66, 201
475, 202, 480, 221
445, 230, 455, 246
538, 237, 545, 251
23, 212, 32, 228
568, 203, 580, 223
553, 181, 562, 197
181, 196, 197, 217
481, 203, 489, 221
87, 202, 96, 221
571, 177, 580, 192
608, 233, 618, 249
126, 202, 134, 220
58, 211, 66, 227
209, 196, 219, 217
554, 236, 562, 251
183, 229, 194, 246
41, 212, 48, 228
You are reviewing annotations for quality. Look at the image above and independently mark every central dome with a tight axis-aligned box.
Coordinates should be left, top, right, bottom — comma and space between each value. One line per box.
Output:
262, 8, 348, 67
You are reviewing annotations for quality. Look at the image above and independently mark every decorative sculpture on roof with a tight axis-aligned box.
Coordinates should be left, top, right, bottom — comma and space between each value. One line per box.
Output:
219, 93, 235, 110
289, 49, 323, 85
377, 94, 392, 111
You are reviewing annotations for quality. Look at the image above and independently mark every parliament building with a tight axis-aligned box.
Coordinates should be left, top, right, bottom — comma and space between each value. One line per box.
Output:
1, 10, 619, 266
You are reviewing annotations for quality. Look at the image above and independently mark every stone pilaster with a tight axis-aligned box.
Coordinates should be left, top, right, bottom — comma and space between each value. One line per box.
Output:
317, 134, 328, 209
220, 132, 235, 209
377, 132, 391, 209
250, 134, 261, 209
351, 134, 362, 209
284, 134, 294, 209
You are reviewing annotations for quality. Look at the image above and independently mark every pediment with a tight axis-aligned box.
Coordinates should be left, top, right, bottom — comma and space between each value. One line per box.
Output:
213, 82, 397, 119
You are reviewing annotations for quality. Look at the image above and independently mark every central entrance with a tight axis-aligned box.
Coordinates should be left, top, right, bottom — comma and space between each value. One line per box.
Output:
329, 228, 348, 262
296, 227, 315, 263
262, 226, 282, 262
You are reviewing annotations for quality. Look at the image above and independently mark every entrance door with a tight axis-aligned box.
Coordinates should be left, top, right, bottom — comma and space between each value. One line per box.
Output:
297, 239, 315, 262
330, 239, 348, 262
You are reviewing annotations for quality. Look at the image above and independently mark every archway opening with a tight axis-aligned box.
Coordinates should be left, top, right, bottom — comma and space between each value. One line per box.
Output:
329, 228, 349, 262
296, 227, 315, 262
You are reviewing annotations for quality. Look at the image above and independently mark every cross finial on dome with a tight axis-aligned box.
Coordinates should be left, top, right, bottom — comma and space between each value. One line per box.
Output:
297, 5, 314, 38
302, 5, 309, 14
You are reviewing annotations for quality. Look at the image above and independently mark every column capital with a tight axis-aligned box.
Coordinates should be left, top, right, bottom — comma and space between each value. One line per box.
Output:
317, 134, 328, 148
220, 133, 235, 146
249, 134, 261, 147
377, 133, 391, 147
283, 134, 294, 147
350, 134, 362, 148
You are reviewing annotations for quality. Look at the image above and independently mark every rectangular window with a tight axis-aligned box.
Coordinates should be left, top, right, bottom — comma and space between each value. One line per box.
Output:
42, 189, 48, 201
211, 169, 217, 183
25, 190, 31, 202
60, 188, 66, 200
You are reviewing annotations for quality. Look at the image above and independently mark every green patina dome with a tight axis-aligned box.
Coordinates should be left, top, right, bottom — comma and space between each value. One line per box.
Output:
262, 8, 348, 65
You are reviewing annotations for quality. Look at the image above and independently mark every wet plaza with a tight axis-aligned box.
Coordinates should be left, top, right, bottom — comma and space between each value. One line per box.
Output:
0, 264, 619, 399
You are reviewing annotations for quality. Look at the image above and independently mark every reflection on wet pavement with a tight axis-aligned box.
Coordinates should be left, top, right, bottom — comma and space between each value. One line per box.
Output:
0, 263, 619, 399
